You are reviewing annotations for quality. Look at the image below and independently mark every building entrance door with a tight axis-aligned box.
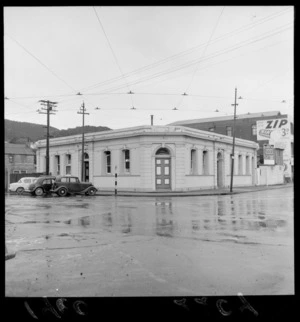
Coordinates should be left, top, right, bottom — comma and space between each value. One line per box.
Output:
155, 158, 171, 190
217, 152, 223, 188
84, 161, 89, 182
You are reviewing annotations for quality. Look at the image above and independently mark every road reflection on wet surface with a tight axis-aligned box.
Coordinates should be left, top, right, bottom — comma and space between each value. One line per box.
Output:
6, 188, 293, 247
5, 186, 294, 296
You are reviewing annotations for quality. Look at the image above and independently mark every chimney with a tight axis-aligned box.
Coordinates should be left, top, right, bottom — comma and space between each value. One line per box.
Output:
151, 115, 153, 126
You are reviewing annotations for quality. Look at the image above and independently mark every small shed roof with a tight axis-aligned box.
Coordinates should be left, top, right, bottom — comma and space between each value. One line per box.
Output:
5, 143, 35, 155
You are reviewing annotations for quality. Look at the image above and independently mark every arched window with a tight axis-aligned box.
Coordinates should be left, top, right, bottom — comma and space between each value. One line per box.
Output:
156, 147, 170, 155
84, 152, 89, 160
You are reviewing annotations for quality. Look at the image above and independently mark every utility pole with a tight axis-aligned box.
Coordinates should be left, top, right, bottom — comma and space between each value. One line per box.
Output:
38, 100, 57, 175
77, 101, 89, 182
230, 88, 238, 193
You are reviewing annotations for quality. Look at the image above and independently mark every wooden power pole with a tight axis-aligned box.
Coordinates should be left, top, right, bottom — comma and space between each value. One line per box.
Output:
38, 100, 57, 175
77, 101, 89, 182
230, 88, 238, 193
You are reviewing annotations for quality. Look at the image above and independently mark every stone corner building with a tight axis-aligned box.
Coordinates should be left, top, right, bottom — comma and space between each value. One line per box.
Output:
35, 125, 258, 192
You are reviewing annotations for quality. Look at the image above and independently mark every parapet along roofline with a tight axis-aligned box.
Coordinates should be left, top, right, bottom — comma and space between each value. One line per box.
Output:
35, 125, 258, 149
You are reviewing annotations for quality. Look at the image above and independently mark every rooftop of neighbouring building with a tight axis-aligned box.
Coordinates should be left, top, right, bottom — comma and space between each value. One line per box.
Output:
5, 143, 36, 155
168, 111, 289, 125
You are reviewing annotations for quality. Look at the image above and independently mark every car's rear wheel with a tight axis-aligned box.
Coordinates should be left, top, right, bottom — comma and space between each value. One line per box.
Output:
88, 188, 96, 196
16, 187, 24, 195
57, 187, 68, 197
35, 187, 44, 196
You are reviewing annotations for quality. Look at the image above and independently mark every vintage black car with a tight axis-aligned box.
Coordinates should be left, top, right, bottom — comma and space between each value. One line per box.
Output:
51, 176, 97, 196
26, 176, 56, 196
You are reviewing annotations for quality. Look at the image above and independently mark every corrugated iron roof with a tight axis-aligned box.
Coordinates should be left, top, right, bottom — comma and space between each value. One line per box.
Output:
5, 143, 35, 155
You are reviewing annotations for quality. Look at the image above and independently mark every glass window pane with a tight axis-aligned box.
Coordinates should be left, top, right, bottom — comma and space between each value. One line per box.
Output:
165, 167, 169, 175
157, 167, 161, 175
165, 179, 170, 185
156, 159, 161, 164
157, 179, 161, 184
165, 159, 169, 164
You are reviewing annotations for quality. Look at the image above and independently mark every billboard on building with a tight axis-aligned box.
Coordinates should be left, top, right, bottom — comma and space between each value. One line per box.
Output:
256, 118, 290, 141
257, 117, 292, 177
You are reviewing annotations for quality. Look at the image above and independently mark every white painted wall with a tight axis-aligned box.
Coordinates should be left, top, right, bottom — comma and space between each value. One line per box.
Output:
258, 165, 284, 185
36, 126, 258, 191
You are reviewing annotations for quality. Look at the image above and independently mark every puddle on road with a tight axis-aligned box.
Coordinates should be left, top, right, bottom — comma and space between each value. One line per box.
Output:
5, 191, 293, 246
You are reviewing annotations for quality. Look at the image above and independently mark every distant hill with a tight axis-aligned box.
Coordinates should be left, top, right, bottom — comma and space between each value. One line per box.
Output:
5, 119, 111, 143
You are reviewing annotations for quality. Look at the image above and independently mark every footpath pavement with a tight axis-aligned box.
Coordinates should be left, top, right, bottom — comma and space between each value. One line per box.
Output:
96, 183, 293, 197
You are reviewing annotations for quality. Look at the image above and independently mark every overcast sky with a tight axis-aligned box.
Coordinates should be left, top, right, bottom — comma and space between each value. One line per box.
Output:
4, 6, 294, 130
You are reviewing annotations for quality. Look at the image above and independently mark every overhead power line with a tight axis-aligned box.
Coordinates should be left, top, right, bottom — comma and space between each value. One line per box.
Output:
5, 34, 78, 93
79, 7, 292, 93
83, 23, 292, 94
176, 6, 225, 109
92, 6, 134, 107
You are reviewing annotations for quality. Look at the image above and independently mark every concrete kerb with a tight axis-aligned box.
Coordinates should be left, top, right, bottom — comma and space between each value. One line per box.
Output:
5, 245, 16, 261
95, 183, 293, 197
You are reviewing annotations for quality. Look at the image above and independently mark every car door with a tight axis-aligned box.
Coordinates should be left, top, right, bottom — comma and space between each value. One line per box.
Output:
69, 177, 82, 192
42, 178, 55, 192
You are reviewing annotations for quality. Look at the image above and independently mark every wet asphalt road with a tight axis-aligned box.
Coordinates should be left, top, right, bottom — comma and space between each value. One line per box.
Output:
5, 186, 294, 296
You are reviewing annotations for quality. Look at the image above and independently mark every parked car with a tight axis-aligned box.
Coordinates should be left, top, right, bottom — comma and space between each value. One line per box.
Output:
51, 175, 97, 196
26, 176, 56, 196
8, 177, 38, 194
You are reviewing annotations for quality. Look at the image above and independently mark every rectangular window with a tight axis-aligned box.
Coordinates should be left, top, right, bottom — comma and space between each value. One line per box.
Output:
56, 155, 60, 175
8, 155, 14, 163
226, 126, 232, 137
13, 170, 19, 174
20, 170, 27, 174
238, 155, 243, 175
246, 156, 250, 175
66, 154, 71, 175
21, 155, 27, 163
203, 151, 209, 175
191, 149, 197, 174
105, 151, 111, 174
124, 149, 130, 173
252, 124, 257, 136
209, 127, 215, 132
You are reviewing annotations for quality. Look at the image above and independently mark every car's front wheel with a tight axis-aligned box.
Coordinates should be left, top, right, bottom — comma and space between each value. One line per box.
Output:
16, 187, 24, 195
35, 187, 44, 196
88, 188, 96, 196
57, 187, 68, 197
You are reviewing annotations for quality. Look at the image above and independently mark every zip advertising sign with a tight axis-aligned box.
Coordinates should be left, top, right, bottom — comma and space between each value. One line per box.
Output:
256, 118, 290, 141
